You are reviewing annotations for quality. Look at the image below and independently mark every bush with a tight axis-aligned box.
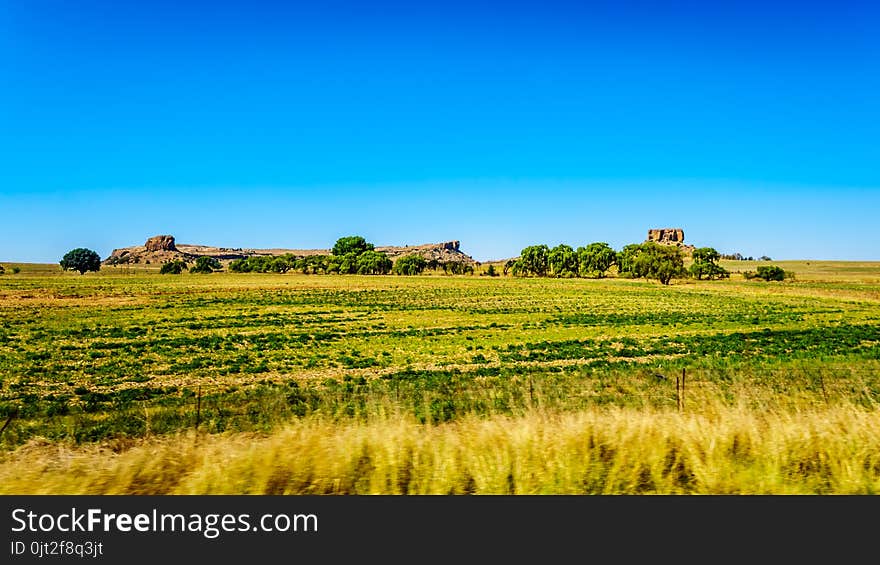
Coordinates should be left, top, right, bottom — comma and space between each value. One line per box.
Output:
745, 265, 791, 281
11, 266, 20, 274
755, 265, 786, 281
484, 265, 498, 277
159, 260, 188, 274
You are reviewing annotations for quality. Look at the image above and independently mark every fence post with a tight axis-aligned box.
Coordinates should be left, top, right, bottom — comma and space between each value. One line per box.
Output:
0, 409, 16, 438
681, 368, 686, 411
195, 385, 202, 435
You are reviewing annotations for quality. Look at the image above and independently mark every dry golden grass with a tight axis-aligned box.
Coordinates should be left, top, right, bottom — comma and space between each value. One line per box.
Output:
2, 404, 877, 495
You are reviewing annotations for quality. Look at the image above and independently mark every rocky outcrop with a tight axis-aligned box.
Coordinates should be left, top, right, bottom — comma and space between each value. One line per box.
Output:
647, 228, 684, 244
646, 228, 694, 254
376, 241, 476, 266
104, 236, 477, 267
145, 235, 177, 252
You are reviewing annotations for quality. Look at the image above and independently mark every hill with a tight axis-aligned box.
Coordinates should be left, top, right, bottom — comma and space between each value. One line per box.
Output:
103, 235, 479, 267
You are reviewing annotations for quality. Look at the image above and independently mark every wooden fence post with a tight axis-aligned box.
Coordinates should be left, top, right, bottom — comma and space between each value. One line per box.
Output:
681, 368, 686, 412
195, 385, 202, 434
0, 409, 16, 438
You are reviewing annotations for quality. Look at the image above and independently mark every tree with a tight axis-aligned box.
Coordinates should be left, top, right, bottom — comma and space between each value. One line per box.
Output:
443, 262, 474, 275
617, 242, 685, 285
577, 242, 617, 278
332, 236, 374, 257
689, 247, 730, 280
159, 260, 188, 274
516, 245, 550, 277
60, 248, 101, 275
393, 254, 428, 275
548, 244, 578, 278
503, 258, 518, 276
355, 250, 392, 275
0, 264, 4, 275
484, 265, 498, 277
190, 256, 222, 274
616, 244, 648, 278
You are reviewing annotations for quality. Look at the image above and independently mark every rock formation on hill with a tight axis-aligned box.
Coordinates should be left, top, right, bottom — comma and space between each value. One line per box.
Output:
375, 241, 476, 266
103, 236, 477, 267
646, 228, 695, 254
145, 235, 178, 252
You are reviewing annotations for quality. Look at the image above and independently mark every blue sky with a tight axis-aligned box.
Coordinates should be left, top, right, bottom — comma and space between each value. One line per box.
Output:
2, 0, 879, 263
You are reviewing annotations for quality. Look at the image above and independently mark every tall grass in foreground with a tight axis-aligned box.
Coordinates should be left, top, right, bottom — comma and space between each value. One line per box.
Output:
2, 403, 878, 494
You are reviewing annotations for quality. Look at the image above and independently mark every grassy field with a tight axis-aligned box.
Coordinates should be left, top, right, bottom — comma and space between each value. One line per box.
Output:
1, 260, 879, 493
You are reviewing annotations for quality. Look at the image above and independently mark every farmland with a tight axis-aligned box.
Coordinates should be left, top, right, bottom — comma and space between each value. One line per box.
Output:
1, 260, 880, 493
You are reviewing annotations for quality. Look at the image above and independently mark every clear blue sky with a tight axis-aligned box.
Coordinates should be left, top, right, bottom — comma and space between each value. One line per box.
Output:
2, 0, 878, 263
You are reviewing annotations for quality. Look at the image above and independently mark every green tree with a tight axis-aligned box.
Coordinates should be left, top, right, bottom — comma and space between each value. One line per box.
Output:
485, 264, 498, 277
576, 242, 617, 278
517, 245, 550, 277
616, 244, 647, 278
393, 254, 428, 275
332, 236, 375, 257
689, 247, 730, 280
159, 260, 188, 274
617, 242, 685, 285
337, 252, 360, 274
60, 248, 102, 275
190, 256, 222, 274
355, 250, 392, 274
548, 244, 578, 278
443, 262, 474, 275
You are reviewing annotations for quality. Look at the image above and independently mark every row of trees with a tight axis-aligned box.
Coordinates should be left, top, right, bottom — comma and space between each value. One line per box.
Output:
228, 236, 394, 275
507, 242, 731, 285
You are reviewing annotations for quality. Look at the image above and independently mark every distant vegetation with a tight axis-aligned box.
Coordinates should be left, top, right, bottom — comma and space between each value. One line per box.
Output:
744, 265, 795, 282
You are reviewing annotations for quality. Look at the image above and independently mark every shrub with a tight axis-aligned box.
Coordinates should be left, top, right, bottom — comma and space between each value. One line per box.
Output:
755, 265, 786, 281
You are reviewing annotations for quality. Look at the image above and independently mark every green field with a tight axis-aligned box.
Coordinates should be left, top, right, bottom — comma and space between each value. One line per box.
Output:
1, 261, 879, 493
